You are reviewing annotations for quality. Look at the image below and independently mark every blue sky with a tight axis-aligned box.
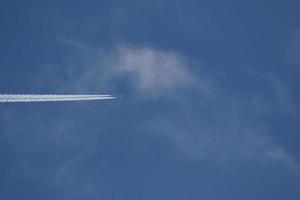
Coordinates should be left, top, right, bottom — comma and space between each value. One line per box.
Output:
0, 0, 300, 199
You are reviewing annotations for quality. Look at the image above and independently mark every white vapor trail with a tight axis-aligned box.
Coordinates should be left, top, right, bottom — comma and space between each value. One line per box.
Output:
0, 94, 115, 103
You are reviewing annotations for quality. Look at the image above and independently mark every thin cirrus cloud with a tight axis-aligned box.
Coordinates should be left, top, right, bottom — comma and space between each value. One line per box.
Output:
68, 44, 204, 97
112, 46, 197, 95
3, 43, 297, 189
64, 43, 299, 172
1, 43, 298, 198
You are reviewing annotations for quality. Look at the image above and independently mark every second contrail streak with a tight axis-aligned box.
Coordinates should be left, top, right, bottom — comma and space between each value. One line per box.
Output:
0, 94, 115, 103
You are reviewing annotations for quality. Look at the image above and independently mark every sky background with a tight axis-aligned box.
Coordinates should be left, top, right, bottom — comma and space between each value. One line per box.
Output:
0, 0, 300, 199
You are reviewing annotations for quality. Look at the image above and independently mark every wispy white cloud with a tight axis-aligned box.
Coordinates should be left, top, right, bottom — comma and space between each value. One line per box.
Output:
60, 43, 297, 172
2, 41, 299, 199
111, 46, 197, 96
267, 76, 298, 118
66, 44, 203, 97
142, 91, 299, 172
51, 42, 299, 172
265, 146, 299, 173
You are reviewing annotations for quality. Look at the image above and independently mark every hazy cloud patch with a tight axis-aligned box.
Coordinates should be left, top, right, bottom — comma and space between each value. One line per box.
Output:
52, 42, 299, 172
2, 42, 298, 198
111, 46, 197, 96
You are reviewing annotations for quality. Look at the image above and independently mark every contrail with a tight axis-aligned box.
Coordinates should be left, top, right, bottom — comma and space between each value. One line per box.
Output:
0, 94, 115, 103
